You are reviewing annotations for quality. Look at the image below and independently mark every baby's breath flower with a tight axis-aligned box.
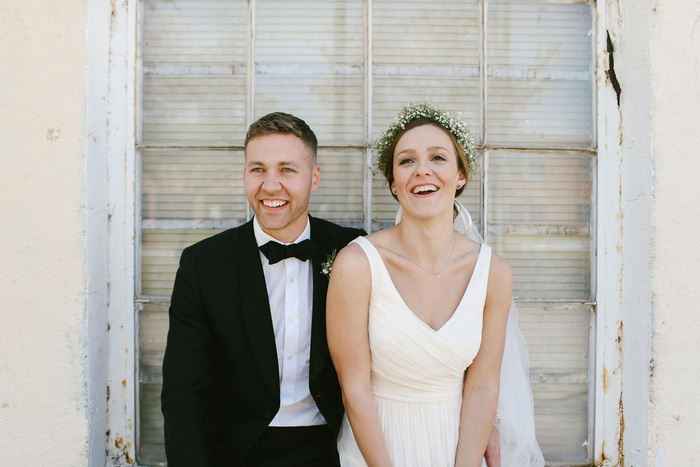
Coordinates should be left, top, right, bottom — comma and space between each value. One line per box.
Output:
321, 250, 338, 279
375, 101, 476, 176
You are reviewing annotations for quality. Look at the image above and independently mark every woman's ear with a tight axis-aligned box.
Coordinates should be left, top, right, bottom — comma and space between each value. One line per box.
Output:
457, 171, 467, 189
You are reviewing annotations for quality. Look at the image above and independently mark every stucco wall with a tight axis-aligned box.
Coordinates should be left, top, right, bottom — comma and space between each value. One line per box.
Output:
649, 1, 700, 465
0, 1, 89, 465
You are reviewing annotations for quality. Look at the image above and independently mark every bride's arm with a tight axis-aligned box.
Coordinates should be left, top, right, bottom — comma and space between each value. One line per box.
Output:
454, 253, 512, 467
327, 243, 393, 467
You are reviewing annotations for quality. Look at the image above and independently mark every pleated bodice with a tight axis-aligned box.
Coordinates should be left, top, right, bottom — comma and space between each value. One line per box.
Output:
337, 236, 492, 467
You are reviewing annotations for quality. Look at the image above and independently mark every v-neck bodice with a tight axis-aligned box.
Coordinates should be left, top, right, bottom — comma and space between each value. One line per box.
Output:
351, 236, 491, 400
362, 239, 488, 333
337, 236, 493, 467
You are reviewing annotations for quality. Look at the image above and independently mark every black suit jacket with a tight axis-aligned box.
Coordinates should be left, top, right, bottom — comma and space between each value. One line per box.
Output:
161, 216, 364, 466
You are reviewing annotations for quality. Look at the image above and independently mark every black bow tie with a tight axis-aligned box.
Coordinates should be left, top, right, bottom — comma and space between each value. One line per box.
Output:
259, 239, 316, 265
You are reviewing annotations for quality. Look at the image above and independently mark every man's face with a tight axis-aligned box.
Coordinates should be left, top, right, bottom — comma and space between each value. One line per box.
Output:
244, 133, 320, 243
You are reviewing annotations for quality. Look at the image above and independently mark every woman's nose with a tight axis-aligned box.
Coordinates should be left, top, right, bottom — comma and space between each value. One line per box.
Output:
414, 158, 431, 175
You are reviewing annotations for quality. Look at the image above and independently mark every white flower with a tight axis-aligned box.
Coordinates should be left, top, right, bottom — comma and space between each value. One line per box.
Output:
375, 101, 476, 176
321, 250, 338, 279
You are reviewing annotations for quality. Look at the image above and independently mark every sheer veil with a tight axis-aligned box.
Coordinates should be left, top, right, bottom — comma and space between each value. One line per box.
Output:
395, 200, 545, 467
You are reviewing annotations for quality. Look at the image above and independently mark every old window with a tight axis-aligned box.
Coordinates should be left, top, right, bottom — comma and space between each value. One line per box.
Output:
135, 0, 596, 464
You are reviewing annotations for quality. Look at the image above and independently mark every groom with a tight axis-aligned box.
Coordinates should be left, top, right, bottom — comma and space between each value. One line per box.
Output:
161, 112, 365, 466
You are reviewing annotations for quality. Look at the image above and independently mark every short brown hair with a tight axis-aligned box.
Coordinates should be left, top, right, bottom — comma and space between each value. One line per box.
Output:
245, 112, 318, 162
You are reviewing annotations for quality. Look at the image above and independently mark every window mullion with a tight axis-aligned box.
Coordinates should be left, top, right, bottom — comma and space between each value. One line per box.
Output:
364, 0, 373, 233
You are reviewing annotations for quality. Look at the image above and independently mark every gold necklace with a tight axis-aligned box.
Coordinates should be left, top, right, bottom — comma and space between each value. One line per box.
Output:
404, 233, 456, 279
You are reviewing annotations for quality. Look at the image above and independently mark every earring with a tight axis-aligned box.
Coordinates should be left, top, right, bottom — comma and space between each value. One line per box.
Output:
392, 188, 397, 194
457, 184, 462, 189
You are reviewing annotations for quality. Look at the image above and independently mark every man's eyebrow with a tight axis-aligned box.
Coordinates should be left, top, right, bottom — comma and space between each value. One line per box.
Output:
276, 160, 300, 167
246, 160, 301, 168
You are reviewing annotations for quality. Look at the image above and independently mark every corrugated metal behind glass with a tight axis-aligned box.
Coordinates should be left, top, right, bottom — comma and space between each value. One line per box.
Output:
487, 1, 594, 147
136, 1, 597, 464
255, 0, 365, 145
141, 0, 249, 145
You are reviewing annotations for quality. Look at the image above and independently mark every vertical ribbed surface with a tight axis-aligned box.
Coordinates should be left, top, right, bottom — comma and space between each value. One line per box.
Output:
486, 1, 594, 147
137, 1, 596, 463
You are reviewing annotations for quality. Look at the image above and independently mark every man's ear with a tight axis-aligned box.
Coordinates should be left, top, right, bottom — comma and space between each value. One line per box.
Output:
311, 164, 321, 192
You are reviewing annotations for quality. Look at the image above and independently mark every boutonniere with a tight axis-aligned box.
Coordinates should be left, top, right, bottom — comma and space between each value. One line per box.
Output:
321, 249, 338, 280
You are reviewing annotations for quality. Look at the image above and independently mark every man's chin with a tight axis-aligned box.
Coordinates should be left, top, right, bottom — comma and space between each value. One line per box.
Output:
255, 214, 290, 233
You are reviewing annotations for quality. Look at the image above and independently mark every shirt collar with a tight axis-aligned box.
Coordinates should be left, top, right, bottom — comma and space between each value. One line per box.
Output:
253, 216, 311, 248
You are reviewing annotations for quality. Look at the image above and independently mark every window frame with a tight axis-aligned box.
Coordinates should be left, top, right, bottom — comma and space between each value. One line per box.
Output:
100, 0, 624, 465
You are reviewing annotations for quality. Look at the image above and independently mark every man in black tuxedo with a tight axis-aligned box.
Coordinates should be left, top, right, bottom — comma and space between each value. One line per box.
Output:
161, 112, 365, 466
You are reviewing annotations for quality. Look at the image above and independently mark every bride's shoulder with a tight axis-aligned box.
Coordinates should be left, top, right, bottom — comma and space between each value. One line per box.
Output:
486, 250, 513, 291
333, 238, 371, 274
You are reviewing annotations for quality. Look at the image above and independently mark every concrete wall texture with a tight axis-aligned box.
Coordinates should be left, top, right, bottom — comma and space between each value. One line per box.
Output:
1, 1, 699, 465
0, 1, 89, 465
649, 0, 700, 465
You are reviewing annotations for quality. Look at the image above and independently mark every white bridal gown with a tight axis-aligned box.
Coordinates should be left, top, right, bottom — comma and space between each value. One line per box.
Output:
337, 236, 492, 467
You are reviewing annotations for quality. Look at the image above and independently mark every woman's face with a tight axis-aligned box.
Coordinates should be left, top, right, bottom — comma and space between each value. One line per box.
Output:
390, 124, 466, 220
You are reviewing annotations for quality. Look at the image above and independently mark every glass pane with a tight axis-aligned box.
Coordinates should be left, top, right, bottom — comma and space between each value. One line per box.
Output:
309, 149, 365, 226
488, 150, 592, 300
371, 152, 483, 233
372, 0, 482, 144
519, 303, 593, 463
141, 149, 248, 223
141, 229, 220, 298
141, 0, 249, 145
138, 302, 169, 463
254, 0, 365, 145
486, 1, 594, 147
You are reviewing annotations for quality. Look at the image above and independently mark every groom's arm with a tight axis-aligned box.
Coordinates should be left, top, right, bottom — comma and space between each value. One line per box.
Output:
161, 246, 216, 466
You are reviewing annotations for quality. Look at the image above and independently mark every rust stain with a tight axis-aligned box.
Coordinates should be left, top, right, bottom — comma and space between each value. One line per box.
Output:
126, 442, 134, 463
595, 439, 608, 466
602, 365, 611, 393
619, 393, 625, 467
109, 433, 134, 463
122, 379, 127, 387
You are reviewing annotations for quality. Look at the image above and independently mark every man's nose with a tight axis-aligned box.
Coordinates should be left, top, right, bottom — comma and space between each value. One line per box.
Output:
261, 173, 282, 191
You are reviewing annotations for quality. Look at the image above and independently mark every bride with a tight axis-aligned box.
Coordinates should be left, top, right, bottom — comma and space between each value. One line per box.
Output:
326, 102, 544, 467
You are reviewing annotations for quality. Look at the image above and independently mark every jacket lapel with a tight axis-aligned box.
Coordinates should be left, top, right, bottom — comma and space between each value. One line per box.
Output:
309, 217, 333, 383
234, 221, 280, 395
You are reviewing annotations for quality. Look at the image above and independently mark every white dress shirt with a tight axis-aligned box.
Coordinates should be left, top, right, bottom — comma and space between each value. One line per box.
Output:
253, 216, 326, 426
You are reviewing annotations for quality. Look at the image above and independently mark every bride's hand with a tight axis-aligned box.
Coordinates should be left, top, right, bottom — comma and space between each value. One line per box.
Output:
484, 426, 501, 467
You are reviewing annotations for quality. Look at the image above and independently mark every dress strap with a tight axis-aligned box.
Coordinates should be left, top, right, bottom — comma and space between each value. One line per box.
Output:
350, 236, 388, 287
350, 236, 383, 268
468, 244, 492, 304
473, 244, 492, 278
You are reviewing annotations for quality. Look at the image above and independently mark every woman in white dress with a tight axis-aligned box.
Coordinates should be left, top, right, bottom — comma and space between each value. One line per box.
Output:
327, 102, 544, 467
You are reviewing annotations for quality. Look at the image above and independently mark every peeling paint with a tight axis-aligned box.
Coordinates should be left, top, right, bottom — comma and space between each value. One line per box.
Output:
606, 32, 622, 106
109, 433, 134, 464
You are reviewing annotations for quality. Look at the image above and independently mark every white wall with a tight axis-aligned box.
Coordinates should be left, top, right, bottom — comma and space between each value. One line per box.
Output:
649, 1, 700, 465
0, 1, 90, 465
613, 1, 654, 465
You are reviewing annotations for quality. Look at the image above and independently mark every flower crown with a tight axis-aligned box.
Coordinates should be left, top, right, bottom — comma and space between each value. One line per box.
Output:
375, 101, 476, 176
